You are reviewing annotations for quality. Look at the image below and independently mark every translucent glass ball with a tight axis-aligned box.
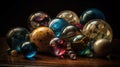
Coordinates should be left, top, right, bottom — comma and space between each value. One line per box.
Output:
28, 11, 51, 31
49, 38, 67, 57
72, 35, 92, 57
49, 18, 69, 37
56, 10, 80, 25
60, 25, 83, 42
82, 19, 113, 42
80, 8, 105, 25
21, 41, 37, 59
72, 35, 90, 52
6, 27, 29, 52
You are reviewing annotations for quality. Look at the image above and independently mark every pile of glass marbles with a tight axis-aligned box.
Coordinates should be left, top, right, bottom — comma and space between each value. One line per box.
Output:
6, 8, 113, 60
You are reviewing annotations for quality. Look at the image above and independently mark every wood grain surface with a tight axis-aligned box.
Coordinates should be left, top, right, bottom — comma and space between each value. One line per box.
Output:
0, 37, 120, 67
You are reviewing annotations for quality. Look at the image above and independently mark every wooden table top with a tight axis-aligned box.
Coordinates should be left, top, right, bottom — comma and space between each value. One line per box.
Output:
0, 37, 120, 67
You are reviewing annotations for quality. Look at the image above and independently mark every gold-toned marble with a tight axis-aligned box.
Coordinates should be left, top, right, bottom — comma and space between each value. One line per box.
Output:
56, 10, 80, 25
11, 50, 18, 57
93, 38, 111, 56
30, 27, 55, 52
82, 19, 113, 42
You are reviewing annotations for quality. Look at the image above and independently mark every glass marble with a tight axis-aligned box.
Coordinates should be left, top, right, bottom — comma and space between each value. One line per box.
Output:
72, 35, 90, 51
60, 25, 82, 38
56, 10, 80, 25
49, 38, 67, 58
30, 27, 55, 52
82, 19, 113, 42
28, 11, 51, 31
80, 8, 105, 25
72, 35, 91, 56
6, 27, 29, 52
10, 50, 18, 57
93, 38, 111, 57
21, 41, 37, 59
49, 18, 69, 37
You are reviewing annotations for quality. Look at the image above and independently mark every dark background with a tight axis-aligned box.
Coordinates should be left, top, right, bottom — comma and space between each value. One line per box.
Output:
0, 0, 119, 39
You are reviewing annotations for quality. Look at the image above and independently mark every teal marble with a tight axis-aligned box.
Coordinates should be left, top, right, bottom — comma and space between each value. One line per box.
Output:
6, 27, 29, 52
80, 8, 105, 25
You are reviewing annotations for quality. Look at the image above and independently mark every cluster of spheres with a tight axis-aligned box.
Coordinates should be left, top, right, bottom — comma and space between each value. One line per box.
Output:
6, 8, 113, 60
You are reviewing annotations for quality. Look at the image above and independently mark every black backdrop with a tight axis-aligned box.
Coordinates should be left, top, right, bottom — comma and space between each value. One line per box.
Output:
0, 0, 119, 39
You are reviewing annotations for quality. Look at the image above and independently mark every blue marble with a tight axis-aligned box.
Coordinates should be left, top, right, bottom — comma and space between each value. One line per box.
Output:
80, 8, 105, 25
49, 18, 69, 37
21, 41, 37, 59
6, 27, 29, 52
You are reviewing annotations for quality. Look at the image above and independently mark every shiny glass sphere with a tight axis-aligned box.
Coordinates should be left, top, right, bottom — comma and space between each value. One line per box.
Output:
72, 35, 91, 56
57, 10, 80, 25
6, 27, 29, 52
49, 18, 69, 37
30, 27, 55, 52
61, 25, 82, 38
82, 19, 113, 42
49, 38, 67, 58
28, 11, 51, 31
80, 8, 105, 25
72, 35, 90, 51
21, 41, 37, 59
93, 38, 111, 57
